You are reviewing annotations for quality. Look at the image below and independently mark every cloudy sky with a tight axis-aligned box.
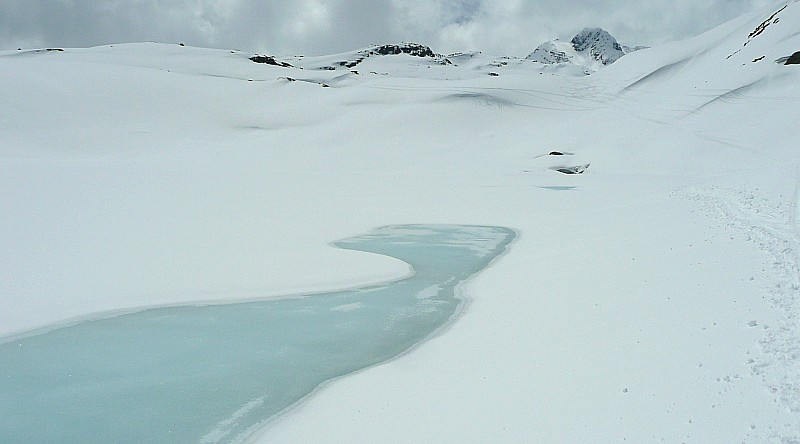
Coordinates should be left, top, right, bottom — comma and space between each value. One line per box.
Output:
0, 0, 779, 56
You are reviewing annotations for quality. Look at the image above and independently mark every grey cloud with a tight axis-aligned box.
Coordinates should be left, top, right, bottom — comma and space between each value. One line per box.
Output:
0, 0, 781, 56
430, 0, 780, 55
0, 0, 224, 49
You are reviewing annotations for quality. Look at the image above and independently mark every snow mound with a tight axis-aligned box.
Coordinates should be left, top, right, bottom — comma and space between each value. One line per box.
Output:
527, 40, 575, 65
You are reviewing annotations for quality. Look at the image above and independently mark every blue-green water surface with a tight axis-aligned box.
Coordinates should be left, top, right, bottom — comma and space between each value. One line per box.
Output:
0, 224, 515, 443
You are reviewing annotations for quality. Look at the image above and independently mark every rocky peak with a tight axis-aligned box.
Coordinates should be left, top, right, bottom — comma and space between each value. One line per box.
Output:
570, 28, 625, 65
527, 27, 643, 72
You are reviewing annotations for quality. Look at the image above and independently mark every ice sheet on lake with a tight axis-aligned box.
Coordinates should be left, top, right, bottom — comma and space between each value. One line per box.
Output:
0, 224, 515, 444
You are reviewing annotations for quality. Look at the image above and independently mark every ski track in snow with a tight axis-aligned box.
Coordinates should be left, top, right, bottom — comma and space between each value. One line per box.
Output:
685, 183, 800, 440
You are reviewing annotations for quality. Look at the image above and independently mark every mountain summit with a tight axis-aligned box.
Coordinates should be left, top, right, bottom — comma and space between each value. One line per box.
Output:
528, 27, 644, 73
570, 28, 626, 64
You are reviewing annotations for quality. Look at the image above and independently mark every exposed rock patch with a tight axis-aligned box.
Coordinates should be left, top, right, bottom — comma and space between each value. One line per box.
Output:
728, 4, 789, 59
250, 55, 293, 68
551, 164, 590, 174
748, 5, 787, 40
777, 51, 800, 65
373, 43, 436, 58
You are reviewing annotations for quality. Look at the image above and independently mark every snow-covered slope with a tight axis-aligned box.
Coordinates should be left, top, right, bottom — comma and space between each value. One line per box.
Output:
2, 1, 800, 442
527, 27, 645, 73
604, 1, 800, 97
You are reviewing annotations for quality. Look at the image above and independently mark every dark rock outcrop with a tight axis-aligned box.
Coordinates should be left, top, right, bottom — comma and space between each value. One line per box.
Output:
325, 43, 451, 70
373, 43, 436, 58
250, 55, 293, 68
551, 164, 589, 174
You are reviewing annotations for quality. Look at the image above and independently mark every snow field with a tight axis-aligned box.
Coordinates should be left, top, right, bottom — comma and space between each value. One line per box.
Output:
2, 2, 800, 441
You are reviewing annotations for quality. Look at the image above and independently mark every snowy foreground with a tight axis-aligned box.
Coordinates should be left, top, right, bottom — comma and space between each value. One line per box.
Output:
3, 2, 800, 442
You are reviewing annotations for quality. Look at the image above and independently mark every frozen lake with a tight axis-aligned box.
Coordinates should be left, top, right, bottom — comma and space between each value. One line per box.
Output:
0, 224, 515, 443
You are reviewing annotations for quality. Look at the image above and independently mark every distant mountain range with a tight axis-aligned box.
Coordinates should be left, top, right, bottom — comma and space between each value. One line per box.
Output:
251, 28, 644, 76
